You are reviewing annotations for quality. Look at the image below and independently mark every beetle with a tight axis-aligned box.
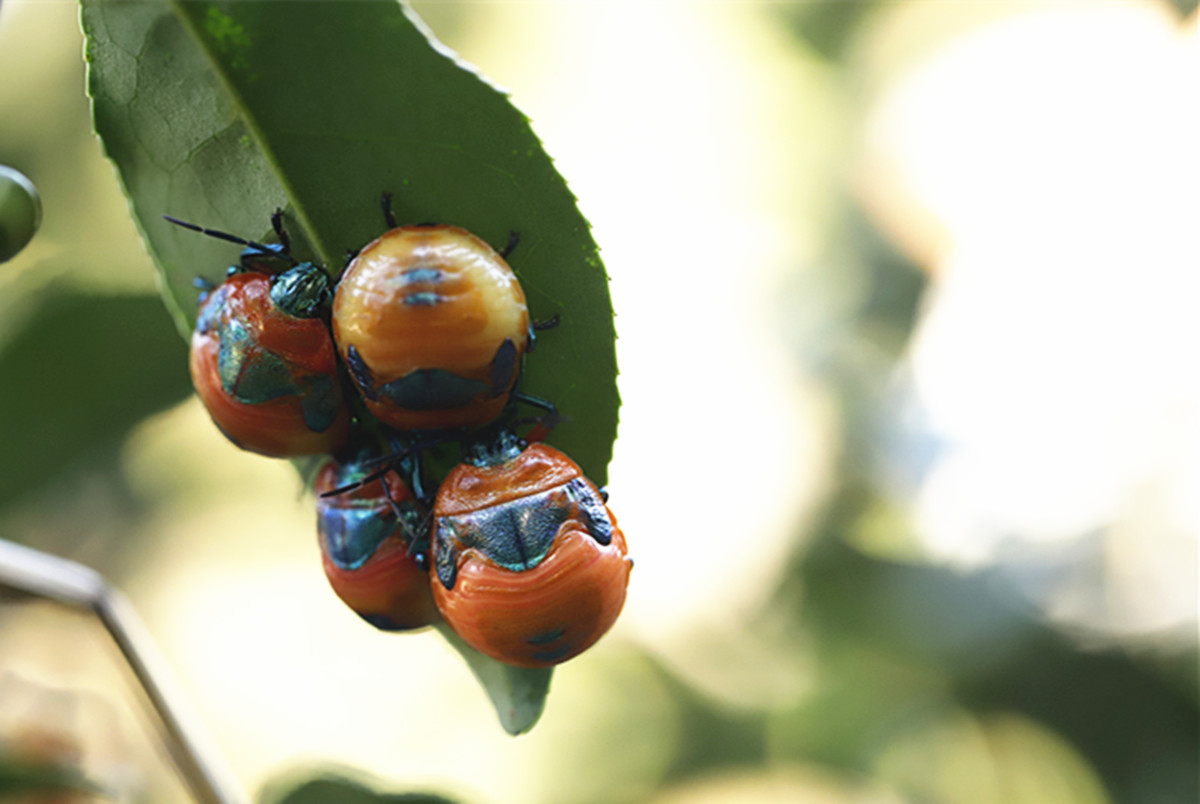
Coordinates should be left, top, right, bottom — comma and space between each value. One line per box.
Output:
314, 456, 440, 631
167, 213, 350, 457
331, 193, 537, 431
430, 428, 631, 667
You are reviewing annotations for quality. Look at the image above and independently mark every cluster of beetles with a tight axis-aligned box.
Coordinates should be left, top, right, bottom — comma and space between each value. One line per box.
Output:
168, 193, 631, 668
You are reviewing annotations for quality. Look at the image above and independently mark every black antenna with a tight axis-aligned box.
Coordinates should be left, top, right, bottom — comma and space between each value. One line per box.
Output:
163, 214, 298, 265
320, 460, 397, 498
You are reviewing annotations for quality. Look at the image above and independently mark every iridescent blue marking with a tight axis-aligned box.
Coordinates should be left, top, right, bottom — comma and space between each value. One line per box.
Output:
402, 267, 442, 284
270, 263, 329, 318
403, 291, 444, 307
434, 479, 610, 591
217, 318, 301, 404
195, 285, 229, 335
216, 317, 253, 391
320, 505, 397, 571
443, 487, 568, 571
320, 459, 427, 572
213, 314, 335, 433
193, 276, 217, 308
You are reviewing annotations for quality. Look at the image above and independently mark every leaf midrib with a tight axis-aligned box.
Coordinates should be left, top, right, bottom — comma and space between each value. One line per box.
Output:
168, 0, 334, 269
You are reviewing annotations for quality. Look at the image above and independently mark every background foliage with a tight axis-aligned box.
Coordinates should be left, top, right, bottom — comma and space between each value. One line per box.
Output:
0, 1, 1195, 802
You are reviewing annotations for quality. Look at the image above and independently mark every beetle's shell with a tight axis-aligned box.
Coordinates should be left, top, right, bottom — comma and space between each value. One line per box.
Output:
190, 272, 348, 457
314, 460, 439, 631
432, 444, 631, 667
332, 225, 530, 430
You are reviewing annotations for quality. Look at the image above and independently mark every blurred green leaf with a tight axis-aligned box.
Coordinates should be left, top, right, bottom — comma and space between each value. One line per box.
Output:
0, 288, 190, 514
0, 752, 95, 798
82, 0, 619, 734
777, 0, 882, 61
770, 492, 1200, 804
1165, 0, 1199, 19
270, 774, 458, 804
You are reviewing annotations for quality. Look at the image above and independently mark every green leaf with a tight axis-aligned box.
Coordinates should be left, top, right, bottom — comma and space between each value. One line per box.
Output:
82, 0, 619, 733
0, 288, 191, 513
436, 624, 553, 736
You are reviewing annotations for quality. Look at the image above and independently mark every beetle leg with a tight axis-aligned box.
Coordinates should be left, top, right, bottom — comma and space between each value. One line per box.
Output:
532, 313, 560, 331
499, 230, 519, 259
270, 207, 292, 254
515, 392, 559, 417
381, 191, 398, 229
514, 396, 563, 443
527, 313, 560, 353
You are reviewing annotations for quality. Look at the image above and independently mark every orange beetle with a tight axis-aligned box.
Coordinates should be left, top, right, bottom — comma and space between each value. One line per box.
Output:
314, 458, 439, 631
431, 432, 631, 667
189, 265, 349, 457
331, 223, 531, 431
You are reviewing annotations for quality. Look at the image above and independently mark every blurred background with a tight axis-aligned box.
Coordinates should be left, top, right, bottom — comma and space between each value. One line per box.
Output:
0, 0, 1196, 802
